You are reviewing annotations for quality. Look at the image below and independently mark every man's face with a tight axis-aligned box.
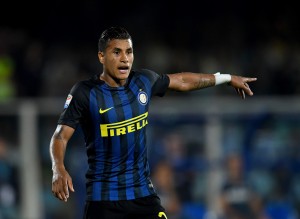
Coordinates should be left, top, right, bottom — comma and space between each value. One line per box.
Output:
98, 39, 134, 82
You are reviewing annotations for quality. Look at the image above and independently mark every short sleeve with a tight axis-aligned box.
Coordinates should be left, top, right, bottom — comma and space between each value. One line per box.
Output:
58, 81, 89, 129
152, 73, 170, 97
138, 69, 170, 97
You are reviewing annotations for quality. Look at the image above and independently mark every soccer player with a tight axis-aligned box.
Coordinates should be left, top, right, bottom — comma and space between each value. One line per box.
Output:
50, 26, 257, 219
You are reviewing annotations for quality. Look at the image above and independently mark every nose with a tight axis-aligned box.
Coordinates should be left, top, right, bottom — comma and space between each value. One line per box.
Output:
121, 53, 128, 63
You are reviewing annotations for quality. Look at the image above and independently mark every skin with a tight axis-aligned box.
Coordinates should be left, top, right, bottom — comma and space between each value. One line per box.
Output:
98, 39, 134, 87
50, 125, 75, 202
50, 38, 257, 202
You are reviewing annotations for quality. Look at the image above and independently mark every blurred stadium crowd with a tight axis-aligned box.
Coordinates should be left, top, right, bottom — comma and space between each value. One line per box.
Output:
1, 1, 300, 218
0, 0, 300, 100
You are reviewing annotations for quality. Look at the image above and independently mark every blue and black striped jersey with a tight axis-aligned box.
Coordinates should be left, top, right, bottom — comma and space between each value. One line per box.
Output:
58, 69, 170, 201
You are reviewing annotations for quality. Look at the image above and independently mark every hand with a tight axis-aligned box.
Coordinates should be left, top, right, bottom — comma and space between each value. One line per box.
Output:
229, 75, 257, 99
52, 167, 74, 202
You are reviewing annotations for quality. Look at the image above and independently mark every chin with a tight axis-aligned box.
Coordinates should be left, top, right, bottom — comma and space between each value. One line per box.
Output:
118, 73, 130, 80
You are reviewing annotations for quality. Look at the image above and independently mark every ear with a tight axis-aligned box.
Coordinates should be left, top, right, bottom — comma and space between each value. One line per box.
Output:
98, 52, 104, 64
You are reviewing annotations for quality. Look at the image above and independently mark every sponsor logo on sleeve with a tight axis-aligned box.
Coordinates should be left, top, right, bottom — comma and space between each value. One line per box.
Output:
64, 94, 73, 109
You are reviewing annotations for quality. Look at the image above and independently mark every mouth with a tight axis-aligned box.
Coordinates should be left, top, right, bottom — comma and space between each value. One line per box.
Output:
118, 66, 130, 74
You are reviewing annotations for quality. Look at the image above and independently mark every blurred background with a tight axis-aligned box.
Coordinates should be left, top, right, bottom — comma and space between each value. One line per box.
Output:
1, 0, 300, 218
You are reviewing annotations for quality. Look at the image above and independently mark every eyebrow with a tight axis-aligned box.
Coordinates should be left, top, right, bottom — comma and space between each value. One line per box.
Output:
112, 47, 133, 52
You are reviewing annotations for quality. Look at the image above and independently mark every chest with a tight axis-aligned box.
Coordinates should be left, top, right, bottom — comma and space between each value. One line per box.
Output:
89, 85, 150, 124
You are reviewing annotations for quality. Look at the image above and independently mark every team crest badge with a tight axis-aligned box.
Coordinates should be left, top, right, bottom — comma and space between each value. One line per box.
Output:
64, 94, 73, 109
138, 91, 148, 105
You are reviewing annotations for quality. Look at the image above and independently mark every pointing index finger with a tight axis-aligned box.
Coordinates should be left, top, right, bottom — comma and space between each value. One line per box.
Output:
245, 77, 257, 82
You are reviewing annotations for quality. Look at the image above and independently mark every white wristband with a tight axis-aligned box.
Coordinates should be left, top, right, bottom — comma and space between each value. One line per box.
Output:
214, 72, 231, 85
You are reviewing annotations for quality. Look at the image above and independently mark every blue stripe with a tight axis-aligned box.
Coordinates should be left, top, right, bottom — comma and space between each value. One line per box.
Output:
129, 82, 149, 197
89, 88, 102, 200
92, 182, 101, 200
100, 87, 120, 200
118, 90, 135, 199
139, 75, 152, 97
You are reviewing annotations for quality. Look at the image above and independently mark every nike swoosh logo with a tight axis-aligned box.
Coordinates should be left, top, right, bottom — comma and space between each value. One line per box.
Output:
99, 107, 114, 114
158, 212, 168, 219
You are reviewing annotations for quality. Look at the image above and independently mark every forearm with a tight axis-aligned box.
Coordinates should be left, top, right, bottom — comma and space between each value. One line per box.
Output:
50, 134, 67, 171
50, 125, 75, 202
167, 72, 217, 91
49, 125, 74, 171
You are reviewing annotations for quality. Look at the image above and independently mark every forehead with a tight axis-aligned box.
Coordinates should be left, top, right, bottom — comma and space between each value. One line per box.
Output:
106, 39, 133, 50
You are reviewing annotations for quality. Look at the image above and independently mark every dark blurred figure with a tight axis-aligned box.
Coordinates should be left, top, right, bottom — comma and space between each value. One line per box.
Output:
220, 154, 267, 219
0, 137, 18, 219
264, 162, 298, 219
152, 161, 182, 219
16, 40, 45, 97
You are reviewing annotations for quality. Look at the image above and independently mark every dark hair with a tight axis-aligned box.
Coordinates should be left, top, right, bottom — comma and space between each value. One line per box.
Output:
98, 27, 132, 52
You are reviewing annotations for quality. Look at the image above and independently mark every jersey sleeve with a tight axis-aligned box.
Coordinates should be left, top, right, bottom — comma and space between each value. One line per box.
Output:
58, 81, 88, 129
152, 73, 170, 97
140, 69, 170, 97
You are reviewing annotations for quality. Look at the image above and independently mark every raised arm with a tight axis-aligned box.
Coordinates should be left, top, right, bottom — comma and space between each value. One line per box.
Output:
167, 72, 257, 99
50, 124, 75, 202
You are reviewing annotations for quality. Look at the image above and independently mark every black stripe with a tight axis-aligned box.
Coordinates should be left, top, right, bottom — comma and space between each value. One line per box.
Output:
135, 77, 151, 184
99, 87, 112, 200
113, 91, 127, 200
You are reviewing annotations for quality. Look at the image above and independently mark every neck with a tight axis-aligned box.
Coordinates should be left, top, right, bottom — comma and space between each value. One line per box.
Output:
100, 73, 126, 87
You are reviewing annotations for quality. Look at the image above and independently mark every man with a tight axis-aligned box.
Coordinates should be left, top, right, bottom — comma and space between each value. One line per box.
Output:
50, 26, 257, 219
220, 154, 266, 219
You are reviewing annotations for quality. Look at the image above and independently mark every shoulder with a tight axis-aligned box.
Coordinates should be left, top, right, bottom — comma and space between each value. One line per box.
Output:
69, 75, 97, 96
137, 68, 159, 76
132, 68, 160, 80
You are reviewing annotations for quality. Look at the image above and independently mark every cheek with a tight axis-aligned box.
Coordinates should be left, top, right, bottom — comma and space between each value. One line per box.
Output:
106, 57, 117, 65
128, 55, 134, 63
